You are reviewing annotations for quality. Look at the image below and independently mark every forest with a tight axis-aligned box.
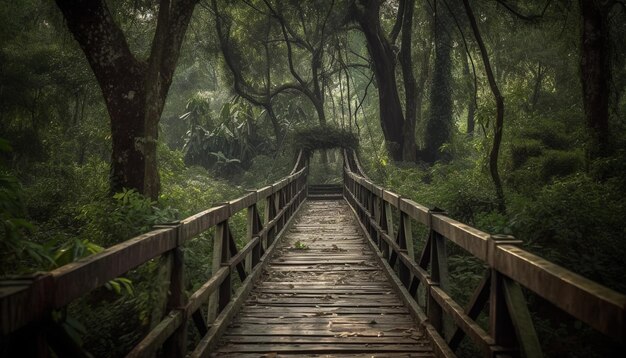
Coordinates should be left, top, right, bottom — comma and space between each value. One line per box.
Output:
1, 0, 625, 357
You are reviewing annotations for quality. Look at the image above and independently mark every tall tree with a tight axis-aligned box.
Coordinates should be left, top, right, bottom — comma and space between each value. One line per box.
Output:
55, 0, 197, 200
462, 0, 506, 213
399, 0, 418, 162
350, 0, 406, 161
423, 0, 453, 163
579, 0, 613, 158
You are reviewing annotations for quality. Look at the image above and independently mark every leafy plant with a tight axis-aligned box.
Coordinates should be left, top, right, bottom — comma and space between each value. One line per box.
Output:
293, 240, 309, 250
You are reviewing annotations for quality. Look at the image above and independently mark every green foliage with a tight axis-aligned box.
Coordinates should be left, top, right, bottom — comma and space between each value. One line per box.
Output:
292, 125, 359, 155
182, 97, 272, 174
0, 140, 51, 272
293, 240, 309, 250
510, 139, 543, 169
508, 173, 626, 291
538, 150, 583, 181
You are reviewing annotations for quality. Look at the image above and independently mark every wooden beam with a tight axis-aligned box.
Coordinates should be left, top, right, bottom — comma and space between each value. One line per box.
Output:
502, 277, 543, 358
51, 228, 177, 308
494, 245, 626, 341
127, 311, 183, 358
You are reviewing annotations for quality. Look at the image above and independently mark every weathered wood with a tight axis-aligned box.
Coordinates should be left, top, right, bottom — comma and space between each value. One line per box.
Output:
187, 267, 228, 317
180, 205, 229, 241
51, 228, 177, 308
494, 244, 626, 342
0, 273, 53, 335
213, 201, 434, 357
126, 311, 183, 358
502, 277, 543, 358
448, 270, 491, 350
430, 213, 490, 262
162, 247, 186, 358
207, 222, 226, 324
400, 198, 430, 226
191, 194, 305, 358
430, 286, 493, 356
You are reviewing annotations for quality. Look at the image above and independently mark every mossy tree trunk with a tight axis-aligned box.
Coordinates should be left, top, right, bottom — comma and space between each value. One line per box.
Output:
55, 0, 197, 200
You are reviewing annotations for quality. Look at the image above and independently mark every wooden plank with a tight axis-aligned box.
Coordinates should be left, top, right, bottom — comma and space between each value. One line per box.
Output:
430, 214, 489, 261
228, 191, 257, 215
221, 335, 423, 344
256, 185, 272, 200
190, 196, 306, 358
186, 267, 229, 317
211, 200, 433, 357
400, 198, 430, 226
51, 228, 177, 308
502, 277, 543, 358
126, 311, 183, 358
180, 205, 229, 241
211, 353, 434, 358
494, 244, 626, 341
228, 236, 260, 270
215, 343, 430, 353
430, 286, 493, 356
0, 274, 53, 334
233, 318, 416, 326
383, 190, 400, 208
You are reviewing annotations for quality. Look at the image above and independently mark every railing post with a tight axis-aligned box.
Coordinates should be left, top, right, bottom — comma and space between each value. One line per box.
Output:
397, 207, 413, 288
380, 197, 394, 260
426, 208, 450, 337
1, 272, 54, 357
208, 218, 231, 324
373, 190, 382, 249
162, 247, 187, 357
487, 234, 542, 358
247, 202, 263, 270
264, 191, 275, 247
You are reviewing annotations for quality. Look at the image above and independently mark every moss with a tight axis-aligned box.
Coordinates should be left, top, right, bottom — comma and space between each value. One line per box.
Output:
539, 150, 584, 181
291, 125, 359, 155
510, 139, 544, 169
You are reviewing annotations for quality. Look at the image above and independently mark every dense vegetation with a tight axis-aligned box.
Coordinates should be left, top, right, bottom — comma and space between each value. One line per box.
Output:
1, 0, 624, 357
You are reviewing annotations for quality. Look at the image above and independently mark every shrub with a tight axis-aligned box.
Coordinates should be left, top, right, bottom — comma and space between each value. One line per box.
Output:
510, 139, 543, 169
538, 150, 583, 181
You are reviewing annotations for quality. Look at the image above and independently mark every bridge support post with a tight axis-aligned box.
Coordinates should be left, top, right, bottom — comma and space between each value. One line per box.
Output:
162, 246, 187, 358
426, 208, 451, 338
488, 234, 543, 358
208, 219, 232, 324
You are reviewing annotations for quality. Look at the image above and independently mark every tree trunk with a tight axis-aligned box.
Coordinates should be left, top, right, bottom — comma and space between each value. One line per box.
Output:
580, 0, 611, 158
462, 0, 506, 213
462, 49, 476, 135
424, 0, 453, 163
56, 0, 196, 200
400, 0, 418, 162
351, 0, 405, 161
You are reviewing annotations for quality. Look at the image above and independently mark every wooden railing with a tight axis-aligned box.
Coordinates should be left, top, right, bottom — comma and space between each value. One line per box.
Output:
342, 149, 626, 358
0, 151, 308, 358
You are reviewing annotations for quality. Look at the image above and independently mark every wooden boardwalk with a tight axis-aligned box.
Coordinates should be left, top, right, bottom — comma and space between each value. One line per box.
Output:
213, 200, 434, 357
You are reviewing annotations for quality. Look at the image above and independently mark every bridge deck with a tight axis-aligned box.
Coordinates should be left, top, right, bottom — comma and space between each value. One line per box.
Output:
213, 200, 434, 357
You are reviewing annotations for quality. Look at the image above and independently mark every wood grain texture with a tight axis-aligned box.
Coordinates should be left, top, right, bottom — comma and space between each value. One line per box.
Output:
212, 200, 434, 357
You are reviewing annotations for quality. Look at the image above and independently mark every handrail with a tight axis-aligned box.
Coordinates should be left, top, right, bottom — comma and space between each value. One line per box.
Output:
0, 150, 309, 358
342, 149, 625, 357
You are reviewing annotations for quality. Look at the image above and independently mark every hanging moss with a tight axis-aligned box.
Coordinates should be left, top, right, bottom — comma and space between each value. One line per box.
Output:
292, 126, 359, 155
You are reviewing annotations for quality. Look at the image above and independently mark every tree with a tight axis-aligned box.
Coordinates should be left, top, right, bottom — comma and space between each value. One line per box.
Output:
423, 0, 453, 164
462, 0, 506, 213
350, 0, 406, 161
55, 0, 197, 200
579, 0, 613, 158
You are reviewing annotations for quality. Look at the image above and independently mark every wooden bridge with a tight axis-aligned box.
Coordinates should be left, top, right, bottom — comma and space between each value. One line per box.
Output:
1, 150, 625, 357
